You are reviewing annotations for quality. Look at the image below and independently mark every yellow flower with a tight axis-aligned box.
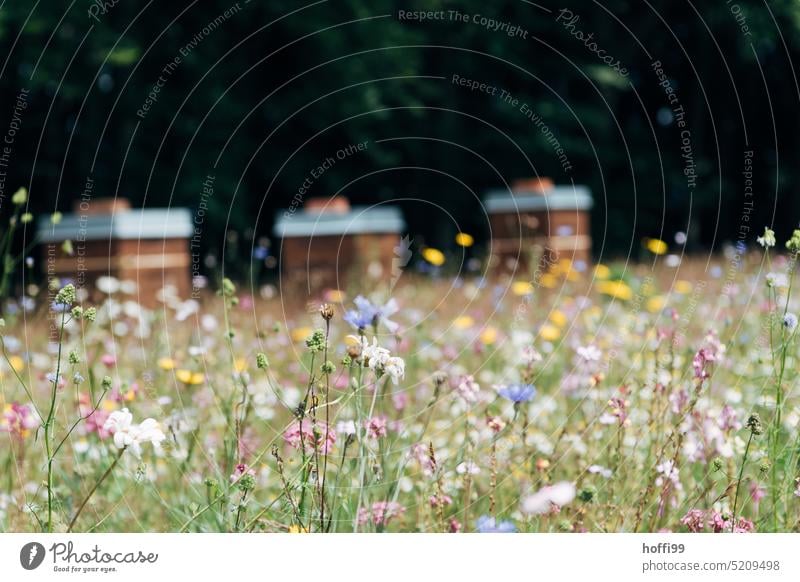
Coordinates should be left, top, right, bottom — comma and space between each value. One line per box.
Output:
291, 327, 312, 343
324, 289, 345, 303
8, 355, 25, 373
539, 273, 558, 288
123, 388, 136, 402
598, 280, 633, 301
674, 280, 692, 294
645, 238, 668, 255
176, 369, 205, 385
646, 296, 665, 313
594, 264, 611, 280
555, 258, 573, 275
455, 232, 474, 247
158, 357, 176, 371
539, 324, 561, 341
234, 358, 247, 373
422, 247, 445, 267
288, 525, 308, 533
453, 315, 475, 329
102, 400, 118, 412
480, 327, 498, 345
511, 281, 533, 296
549, 310, 568, 328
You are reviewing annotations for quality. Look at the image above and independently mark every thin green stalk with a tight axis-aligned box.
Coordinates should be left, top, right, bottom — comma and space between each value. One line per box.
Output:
68, 447, 125, 532
732, 432, 754, 533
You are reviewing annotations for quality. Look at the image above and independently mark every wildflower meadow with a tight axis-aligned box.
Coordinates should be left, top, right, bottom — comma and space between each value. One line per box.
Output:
2, 196, 799, 533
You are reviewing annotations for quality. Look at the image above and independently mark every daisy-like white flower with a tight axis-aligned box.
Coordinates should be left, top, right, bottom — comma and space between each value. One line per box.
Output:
103, 408, 166, 458
521, 481, 576, 514
766, 272, 788, 288
360, 337, 405, 384
383, 356, 405, 384
756, 227, 776, 248
576, 345, 602, 363
361, 337, 391, 370
456, 461, 480, 475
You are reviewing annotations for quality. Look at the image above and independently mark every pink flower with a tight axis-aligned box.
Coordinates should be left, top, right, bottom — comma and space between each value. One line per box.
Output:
230, 463, 255, 483
101, 353, 117, 368
409, 442, 434, 476
365, 415, 388, 439
79, 394, 111, 438
284, 419, 336, 454
392, 392, 408, 411
708, 510, 727, 532
680, 509, 706, 532
692, 348, 715, 380
750, 483, 766, 509
455, 375, 480, 403
357, 501, 405, 527
1, 402, 39, 440
429, 494, 452, 508
608, 396, 629, 426
794, 478, 800, 498
731, 518, 755, 533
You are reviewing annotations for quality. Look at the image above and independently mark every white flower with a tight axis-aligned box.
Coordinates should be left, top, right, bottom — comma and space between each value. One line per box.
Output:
521, 481, 576, 514
576, 345, 602, 362
361, 337, 390, 370
103, 408, 166, 458
766, 272, 788, 288
360, 337, 404, 383
384, 356, 405, 384
336, 420, 357, 435
587, 464, 613, 478
757, 227, 776, 248
783, 313, 798, 332
96, 276, 121, 295
456, 461, 480, 475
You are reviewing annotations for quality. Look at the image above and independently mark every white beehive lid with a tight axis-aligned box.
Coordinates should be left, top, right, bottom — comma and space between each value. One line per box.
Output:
484, 185, 593, 213
274, 205, 405, 238
37, 208, 194, 243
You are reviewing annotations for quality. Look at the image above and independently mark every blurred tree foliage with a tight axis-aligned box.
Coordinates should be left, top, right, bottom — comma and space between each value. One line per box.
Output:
0, 0, 798, 270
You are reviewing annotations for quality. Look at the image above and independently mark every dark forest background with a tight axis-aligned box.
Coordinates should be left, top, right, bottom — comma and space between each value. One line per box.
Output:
1, 0, 799, 278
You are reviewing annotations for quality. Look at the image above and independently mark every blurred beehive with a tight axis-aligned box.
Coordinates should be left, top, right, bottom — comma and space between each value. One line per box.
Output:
485, 179, 593, 271
37, 199, 193, 306
273, 197, 406, 291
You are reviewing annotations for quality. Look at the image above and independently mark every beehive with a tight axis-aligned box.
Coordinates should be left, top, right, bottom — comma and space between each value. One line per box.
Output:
484, 183, 593, 270
273, 199, 406, 291
37, 201, 193, 306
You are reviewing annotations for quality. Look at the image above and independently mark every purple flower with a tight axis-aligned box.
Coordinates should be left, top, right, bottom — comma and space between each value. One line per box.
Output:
475, 515, 516, 533
344, 295, 400, 333
498, 383, 536, 403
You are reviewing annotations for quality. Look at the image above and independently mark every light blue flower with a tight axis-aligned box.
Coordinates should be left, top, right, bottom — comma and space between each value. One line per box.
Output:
498, 383, 536, 403
476, 515, 516, 533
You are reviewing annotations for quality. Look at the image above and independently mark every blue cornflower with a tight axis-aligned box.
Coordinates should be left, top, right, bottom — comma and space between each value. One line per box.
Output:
343, 295, 400, 333
498, 383, 537, 403
475, 515, 516, 533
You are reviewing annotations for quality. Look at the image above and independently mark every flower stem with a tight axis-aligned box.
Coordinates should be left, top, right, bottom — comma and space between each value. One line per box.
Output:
68, 447, 125, 532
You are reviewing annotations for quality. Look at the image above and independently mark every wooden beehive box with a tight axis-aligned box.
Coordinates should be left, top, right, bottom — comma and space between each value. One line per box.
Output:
485, 183, 593, 270
273, 199, 406, 291
37, 201, 193, 306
